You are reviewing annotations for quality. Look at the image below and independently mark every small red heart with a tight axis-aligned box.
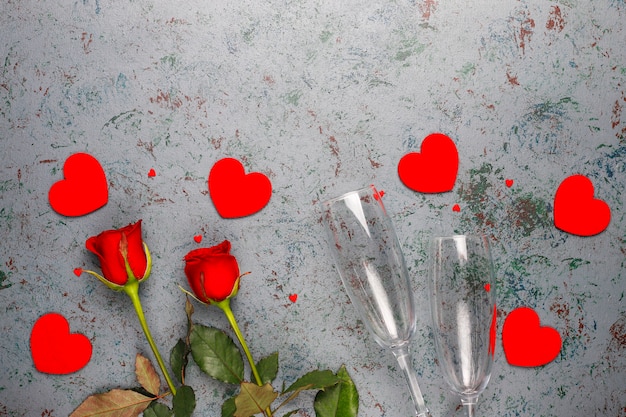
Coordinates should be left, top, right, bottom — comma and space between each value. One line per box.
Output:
502, 307, 562, 367
289, 294, 298, 303
398, 133, 459, 193
30, 313, 93, 374
73, 268, 83, 277
452, 204, 461, 212
553, 174, 611, 236
193, 235, 203, 243
209, 158, 272, 218
505, 179, 514, 188
148, 168, 156, 177
48, 153, 108, 217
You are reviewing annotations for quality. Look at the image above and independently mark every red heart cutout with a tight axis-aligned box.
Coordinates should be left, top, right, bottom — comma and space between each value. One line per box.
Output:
289, 293, 298, 303
489, 304, 497, 357
553, 174, 611, 236
208, 158, 272, 218
193, 235, 203, 243
502, 307, 562, 367
48, 153, 108, 216
505, 179, 514, 188
398, 133, 459, 193
30, 313, 93, 374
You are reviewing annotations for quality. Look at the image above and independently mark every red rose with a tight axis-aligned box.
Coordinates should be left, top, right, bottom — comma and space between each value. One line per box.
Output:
184, 240, 241, 304
86, 220, 150, 287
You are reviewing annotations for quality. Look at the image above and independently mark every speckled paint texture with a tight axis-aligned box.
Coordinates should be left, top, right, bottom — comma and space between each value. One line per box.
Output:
1, 0, 625, 416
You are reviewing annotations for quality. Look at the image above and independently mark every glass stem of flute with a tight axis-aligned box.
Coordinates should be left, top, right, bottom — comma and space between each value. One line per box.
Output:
462, 399, 476, 417
392, 345, 430, 417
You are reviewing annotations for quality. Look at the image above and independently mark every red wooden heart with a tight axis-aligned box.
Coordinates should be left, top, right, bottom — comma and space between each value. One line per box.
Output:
554, 174, 610, 236
48, 153, 108, 216
398, 133, 459, 193
502, 307, 562, 367
208, 158, 272, 218
30, 313, 93, 374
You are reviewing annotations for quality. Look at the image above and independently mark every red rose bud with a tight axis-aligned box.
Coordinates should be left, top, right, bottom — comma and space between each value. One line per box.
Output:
184, 240, 241, 304
85, 220, 151, 289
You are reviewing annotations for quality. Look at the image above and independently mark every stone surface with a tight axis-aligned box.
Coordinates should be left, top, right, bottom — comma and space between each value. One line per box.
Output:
1, 0, 625, 416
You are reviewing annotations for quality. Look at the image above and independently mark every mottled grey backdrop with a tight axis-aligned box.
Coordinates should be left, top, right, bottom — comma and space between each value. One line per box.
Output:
1, 0, 625, 416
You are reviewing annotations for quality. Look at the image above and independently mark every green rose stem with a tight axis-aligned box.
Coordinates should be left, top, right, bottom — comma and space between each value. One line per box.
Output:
124, 277, 178, 397
215, 299, 263, 385
215, 298, 273, 417
117, 236, 177, 397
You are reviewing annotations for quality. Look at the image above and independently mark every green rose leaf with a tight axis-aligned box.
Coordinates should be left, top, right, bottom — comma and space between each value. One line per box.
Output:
69, 388, 152, 417
221, 396, 236, 417
171, 297, 194, 386
170, 338, 189, 384
313, 365, 359, 417
234, 382, 278, 417
172, 385, 196, 417
190, 324, 244, 384
135, 353, 161, 396
144, 402, 173, 417
283, 369, 341, 394
255, 352, 279, 385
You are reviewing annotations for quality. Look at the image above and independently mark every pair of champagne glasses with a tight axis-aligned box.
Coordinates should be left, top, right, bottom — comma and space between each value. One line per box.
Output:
321, 185, 496, 417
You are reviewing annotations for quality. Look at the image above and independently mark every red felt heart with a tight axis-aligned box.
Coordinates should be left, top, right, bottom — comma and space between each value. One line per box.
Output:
208, 158, 272, 218
30, 313, 93, 374
193, 235, 203, 243
505, 179, 514, 188
289, 293, 298, 303
48, 153, 108, 216
553, 174, 610, 236
398, 133, 459, 193
502, 307, 562, 367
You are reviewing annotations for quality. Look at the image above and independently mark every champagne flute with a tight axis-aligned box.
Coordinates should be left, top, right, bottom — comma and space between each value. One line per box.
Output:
322, 185, 432, 417
428, 235, 496, 417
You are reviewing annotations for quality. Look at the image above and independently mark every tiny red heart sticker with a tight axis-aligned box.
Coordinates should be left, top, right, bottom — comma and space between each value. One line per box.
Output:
48, 153, 108, 217
193, 235, 203, 243
398, 133, 459, 193
553, 174, 611, 236
502, 307, 562, 367
30, 313, 93, 374
208, 158, 272, 218
289, 294, 298, 303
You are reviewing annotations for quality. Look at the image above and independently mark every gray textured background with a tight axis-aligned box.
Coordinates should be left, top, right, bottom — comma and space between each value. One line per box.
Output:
1, 0, 625, 416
